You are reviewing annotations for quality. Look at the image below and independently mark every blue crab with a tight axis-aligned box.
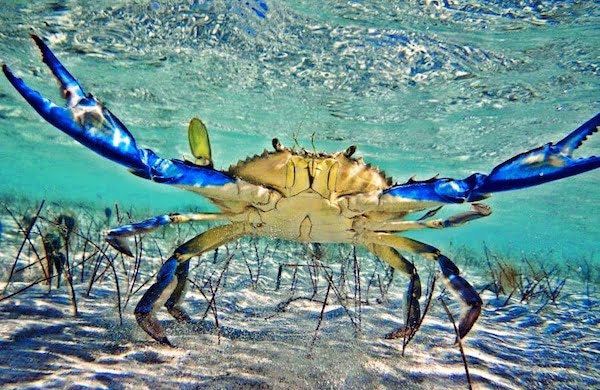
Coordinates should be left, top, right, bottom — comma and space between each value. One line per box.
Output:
3, 35, 599, 346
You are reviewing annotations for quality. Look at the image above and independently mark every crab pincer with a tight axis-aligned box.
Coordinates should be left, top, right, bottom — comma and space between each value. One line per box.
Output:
3, 35, 234, 189
3, 36, 147, 173
474, 113, 600, 196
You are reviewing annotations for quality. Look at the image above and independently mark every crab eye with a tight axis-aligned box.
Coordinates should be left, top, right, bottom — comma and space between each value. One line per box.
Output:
344, 145, 357, 157
272, 138, 284, 152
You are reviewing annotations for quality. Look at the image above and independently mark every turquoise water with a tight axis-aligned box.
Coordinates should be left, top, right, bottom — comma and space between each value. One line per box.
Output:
0, 0, 598, 260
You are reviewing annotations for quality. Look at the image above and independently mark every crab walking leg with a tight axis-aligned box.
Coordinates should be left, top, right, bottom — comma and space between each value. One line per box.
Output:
367, 244, 421, 339
164, 260, 192, 323
366, 203, 492, 232
363, 232, 482, 340
106, 213, 227, 256
439, 203, 492, 227
135, 223, 247, 345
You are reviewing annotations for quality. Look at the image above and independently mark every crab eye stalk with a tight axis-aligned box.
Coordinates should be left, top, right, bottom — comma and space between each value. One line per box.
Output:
188, 118, 213, 167
344, 145, 357, 158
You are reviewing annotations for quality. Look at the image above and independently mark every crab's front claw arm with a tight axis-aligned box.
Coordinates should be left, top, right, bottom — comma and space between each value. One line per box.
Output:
3, 35, 234, 189
384, 113, 599, 204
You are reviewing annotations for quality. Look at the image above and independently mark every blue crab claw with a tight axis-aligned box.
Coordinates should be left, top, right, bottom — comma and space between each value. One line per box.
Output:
3, 35, 146, 173
384, 113, 599, 203
473, 112, 600, 197
2, 35, 234, 188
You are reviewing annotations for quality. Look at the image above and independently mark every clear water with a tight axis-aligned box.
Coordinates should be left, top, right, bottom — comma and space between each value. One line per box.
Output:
0, 1, 598, 259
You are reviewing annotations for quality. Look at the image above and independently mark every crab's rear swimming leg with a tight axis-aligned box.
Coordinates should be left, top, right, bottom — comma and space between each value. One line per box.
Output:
135, 223, 248, 345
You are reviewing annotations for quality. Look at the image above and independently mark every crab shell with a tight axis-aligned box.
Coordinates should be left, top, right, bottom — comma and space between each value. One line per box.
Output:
194, 145, 403, 243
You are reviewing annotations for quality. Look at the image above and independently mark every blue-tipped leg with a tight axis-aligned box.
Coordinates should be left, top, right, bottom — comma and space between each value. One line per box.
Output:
106, 212, 226, 256
106, 214, 174, 257
438, 254, 482, 340
384, 113, 599, 204
2, 35, 235, 188
134, 257, 179, 346
134, 223, 247, 345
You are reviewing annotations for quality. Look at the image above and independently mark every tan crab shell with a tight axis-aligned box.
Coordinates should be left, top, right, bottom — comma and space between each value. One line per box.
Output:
201, 147, 397, 243
229, 148, 392, 198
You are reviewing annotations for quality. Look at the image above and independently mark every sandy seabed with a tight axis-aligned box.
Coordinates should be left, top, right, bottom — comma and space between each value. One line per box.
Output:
0, 209, 598, 390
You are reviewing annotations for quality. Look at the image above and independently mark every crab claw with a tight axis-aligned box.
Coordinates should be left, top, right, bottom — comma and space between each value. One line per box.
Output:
3, 35, 235, 189
383, 113, 599, 204
472, 113, 600, 197
2, 35, 148, 173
